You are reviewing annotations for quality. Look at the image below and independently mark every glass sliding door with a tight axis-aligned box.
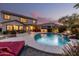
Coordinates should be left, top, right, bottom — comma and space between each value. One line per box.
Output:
7, 25, 13, 31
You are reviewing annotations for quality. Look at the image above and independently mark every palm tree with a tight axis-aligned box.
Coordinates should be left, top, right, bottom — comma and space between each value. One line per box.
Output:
58, 13, 79, 35
58, 16, 69, 26
74, 3, 79, 9
59, 13, 79, 27
69, 14, 79, 25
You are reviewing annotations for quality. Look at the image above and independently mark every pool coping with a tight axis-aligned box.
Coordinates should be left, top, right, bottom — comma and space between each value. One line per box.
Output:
0, 33, 77, 55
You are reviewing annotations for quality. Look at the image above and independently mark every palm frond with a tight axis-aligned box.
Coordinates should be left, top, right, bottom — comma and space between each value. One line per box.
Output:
74, 3, 79, 9
62, 41, 79, 56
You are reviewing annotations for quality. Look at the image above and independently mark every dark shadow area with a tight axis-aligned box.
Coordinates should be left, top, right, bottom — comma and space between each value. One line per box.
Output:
20, 46, 62, 56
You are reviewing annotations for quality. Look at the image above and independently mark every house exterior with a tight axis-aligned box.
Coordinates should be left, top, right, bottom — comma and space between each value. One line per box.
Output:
38, 22, 61, 33
0, 10, 37, 32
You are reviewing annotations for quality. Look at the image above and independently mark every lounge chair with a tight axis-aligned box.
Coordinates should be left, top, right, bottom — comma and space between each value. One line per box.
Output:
0, 41, 25, 56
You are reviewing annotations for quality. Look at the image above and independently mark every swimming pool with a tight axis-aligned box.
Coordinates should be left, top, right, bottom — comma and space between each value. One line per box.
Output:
34, 33, 70, 47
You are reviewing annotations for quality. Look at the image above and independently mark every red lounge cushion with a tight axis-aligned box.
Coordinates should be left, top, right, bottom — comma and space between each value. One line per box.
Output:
0, 41, 25, 56
0, 47, 16, 56
0, 52, 14, 56
0, 47, 11, 52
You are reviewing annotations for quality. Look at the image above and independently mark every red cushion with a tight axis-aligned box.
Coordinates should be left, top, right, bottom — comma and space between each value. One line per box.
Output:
0, 52, 14, 56
0, 47, 16, 55
0, 41, 25, 56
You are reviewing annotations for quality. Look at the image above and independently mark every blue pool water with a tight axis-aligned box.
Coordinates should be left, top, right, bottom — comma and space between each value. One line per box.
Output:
34, 33, 70, 47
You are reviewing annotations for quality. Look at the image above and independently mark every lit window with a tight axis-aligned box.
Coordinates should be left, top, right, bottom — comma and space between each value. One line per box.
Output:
26, 26, 29, 31
30, 26, 34, 30
3, 14, 10, 20
20, 18, 27, 22
7, 25, 13, 31
52, 28, 59, 33
19, 26, 23, 30
33, 20, 36, 23
13, 25, 18, 30
41, 29, 47, 33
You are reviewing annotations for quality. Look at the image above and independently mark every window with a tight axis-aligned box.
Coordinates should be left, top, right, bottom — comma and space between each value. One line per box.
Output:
52, 28, 59, 33
3, 14, 10, 20
7, 25, 13, 31
20, 18, 27, 23
30, 26, 34, 30
33, 20, 36, 24
41, 29, 47, 33
13, 25, 18, 30
26, 26, 29, 31
19, 26, 23, 30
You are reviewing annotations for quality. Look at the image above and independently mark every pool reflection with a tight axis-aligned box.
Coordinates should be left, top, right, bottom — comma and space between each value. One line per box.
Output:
34, 33, 70, 47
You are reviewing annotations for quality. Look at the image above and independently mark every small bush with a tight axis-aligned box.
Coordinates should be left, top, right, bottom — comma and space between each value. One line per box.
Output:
2, 31, 8, 35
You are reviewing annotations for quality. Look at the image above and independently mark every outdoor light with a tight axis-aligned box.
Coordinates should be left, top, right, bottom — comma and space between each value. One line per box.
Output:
66, 30, 71, 34
33, 20, 36, 23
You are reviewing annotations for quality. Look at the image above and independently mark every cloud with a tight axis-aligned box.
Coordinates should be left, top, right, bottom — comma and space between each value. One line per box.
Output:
30, 11, 57, 24
37, 17, 51, 24
31, 11, 41, 18
30, 11, 49, 24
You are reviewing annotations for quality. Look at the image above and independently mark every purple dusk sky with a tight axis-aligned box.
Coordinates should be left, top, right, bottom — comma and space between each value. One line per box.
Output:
0, 3, 79, 24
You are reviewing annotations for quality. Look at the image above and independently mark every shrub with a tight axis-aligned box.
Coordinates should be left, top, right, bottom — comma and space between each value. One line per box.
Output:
59, 26, 67, 33
2, 31, 8, 35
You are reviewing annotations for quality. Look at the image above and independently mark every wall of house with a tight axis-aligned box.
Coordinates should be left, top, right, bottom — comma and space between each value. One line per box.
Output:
8, 15, 37, 25
41, 24, 52, 29
2, 24, 6, 31
38, 23, 59, 32
28, 19, 34, 24
1, 14, 20, 21
40, 23, 57, 29
0, 12, 37, 32
2, 21, 24, 31
3, 21, 23, 25
1, 13, 36, 24
10, 15, 19, 20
